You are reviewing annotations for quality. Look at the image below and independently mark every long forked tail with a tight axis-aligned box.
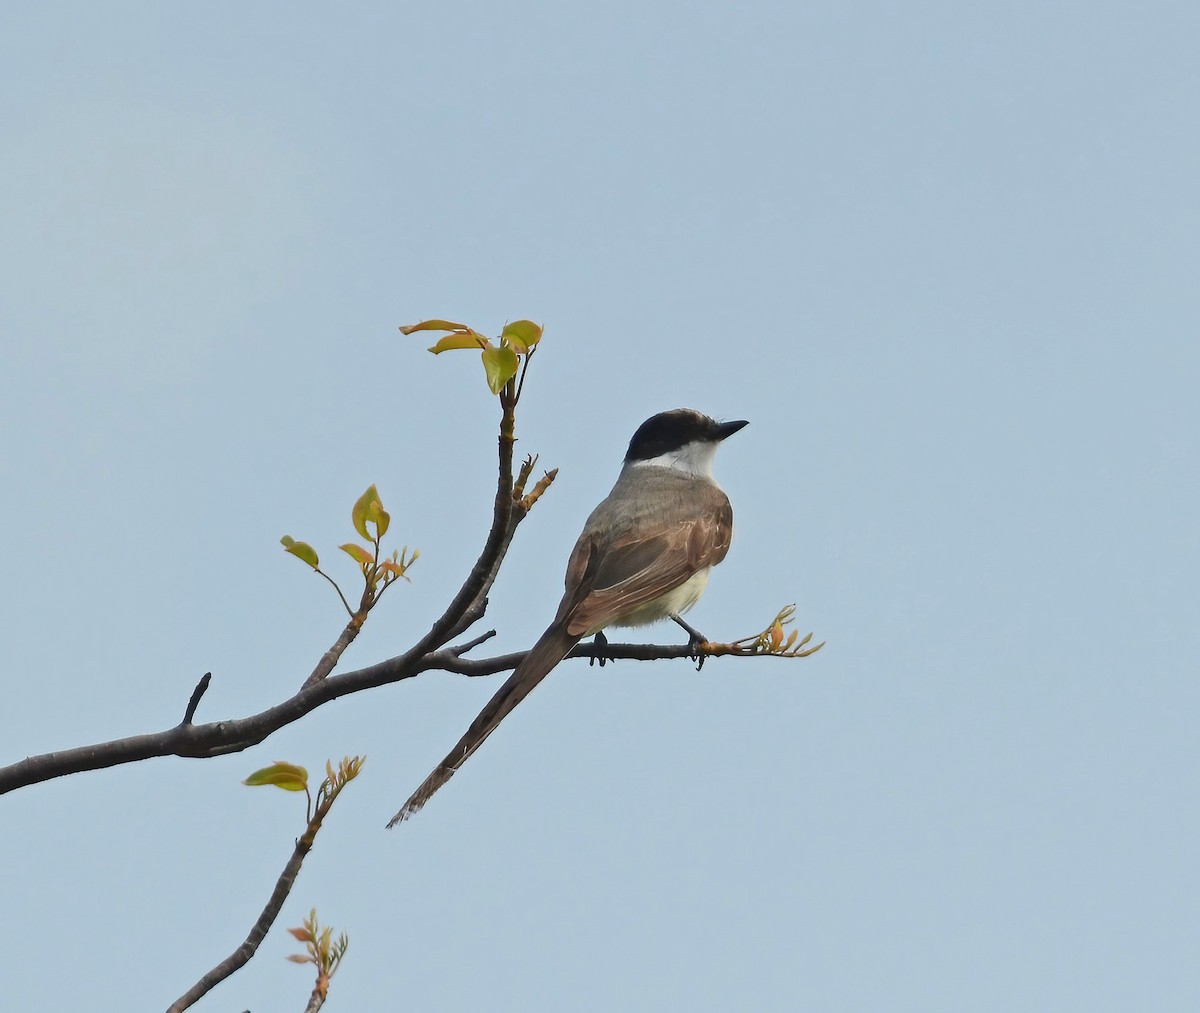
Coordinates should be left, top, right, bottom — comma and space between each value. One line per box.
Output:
387, 623, 581, 827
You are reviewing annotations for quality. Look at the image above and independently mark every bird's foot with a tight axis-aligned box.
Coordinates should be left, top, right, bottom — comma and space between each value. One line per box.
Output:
588, 630, 613, 668
671, 615, 709, 671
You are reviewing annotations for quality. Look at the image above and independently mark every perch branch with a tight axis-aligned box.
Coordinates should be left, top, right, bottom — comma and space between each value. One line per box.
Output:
0, 635, 820, 796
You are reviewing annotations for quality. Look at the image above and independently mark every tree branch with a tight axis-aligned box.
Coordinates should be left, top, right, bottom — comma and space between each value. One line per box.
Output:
295, 392, 538, 701
2, 393, 819, 800
399, 395, 524, 660
0, 638, 811, 796
301, 614, 365, 691
2, 398, 542, 796
166, 835, 310, 1012
166, 784, 343, 1012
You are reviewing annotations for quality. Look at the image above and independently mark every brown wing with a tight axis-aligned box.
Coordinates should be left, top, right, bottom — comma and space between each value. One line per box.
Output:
564, 488, 733, 637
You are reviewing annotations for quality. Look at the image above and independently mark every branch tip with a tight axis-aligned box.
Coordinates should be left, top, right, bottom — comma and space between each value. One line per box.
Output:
181, 673, 212, 726
513, 453, 539, 500
520, 467, 558, 511
449, 629, 498, 657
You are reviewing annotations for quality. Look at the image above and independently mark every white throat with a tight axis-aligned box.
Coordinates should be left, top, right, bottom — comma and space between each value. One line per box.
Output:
628, 439, 718, 479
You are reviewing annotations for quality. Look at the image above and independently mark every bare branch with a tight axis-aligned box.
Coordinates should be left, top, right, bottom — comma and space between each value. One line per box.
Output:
520, 467, 558, 512
512, 453, 538, 501
166, 832, 311, 1012
166, 768, 353, 1012
447, 629, 498, 657
302, 394, 537, 701
0, 636, 822, 797
301, 615, 365, 691
180, 673, 212, 725
406, 396, 523, 656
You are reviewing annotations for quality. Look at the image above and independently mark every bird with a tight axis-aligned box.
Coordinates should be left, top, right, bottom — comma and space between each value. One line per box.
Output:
387, 408, 748, 825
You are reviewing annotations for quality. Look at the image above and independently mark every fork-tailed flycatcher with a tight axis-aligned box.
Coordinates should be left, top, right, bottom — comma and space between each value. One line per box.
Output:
388, 408, 747, 825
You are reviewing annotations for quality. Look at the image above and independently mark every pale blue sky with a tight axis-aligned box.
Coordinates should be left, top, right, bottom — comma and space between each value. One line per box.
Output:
3, 2, 1198, 1010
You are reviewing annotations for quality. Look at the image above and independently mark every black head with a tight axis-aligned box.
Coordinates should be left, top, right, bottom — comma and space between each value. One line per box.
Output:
624, 409, 748, 463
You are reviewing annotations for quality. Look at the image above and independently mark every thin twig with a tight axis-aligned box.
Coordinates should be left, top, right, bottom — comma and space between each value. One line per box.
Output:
180, 673, 212, 725
448, 629, 498, 657
166, 805, 328, 1012
513, 345, 534, 404
301, 616, 365, 691
390, 396, 525, 663
305, 397, 529, 693
513, 454, 537, 502
315, 569, 354, 617
520, 467, 558, 511
169, 763, 361, 1009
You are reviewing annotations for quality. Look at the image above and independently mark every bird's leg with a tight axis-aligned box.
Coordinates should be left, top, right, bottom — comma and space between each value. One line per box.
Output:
588, 629, 612, 668
670, 614, 708, 671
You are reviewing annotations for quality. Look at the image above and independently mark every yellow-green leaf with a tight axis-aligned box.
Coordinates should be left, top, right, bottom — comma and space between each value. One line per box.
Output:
398, 319, 469, 334
501, 320, 543, 353
280, 536, 319, 569
351, 485, 380, 540
427, 332, 491, 354
379, 560, 410, 581
481, 345, 520, 395
339, 543, 373, 565
373, 507, 390, 538
243, 761, 309, 792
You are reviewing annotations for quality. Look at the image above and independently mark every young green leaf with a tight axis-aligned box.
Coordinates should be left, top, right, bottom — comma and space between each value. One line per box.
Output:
398, 319, 469, 334
243, 761, 309, 792
427, 332, 492, 354
280, 536, 320, 569
351, 485, 381, 540
500, 319, 543, 353
481, 345, 520, 394
339, 543, 374, 565
379, 560, 410, 581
